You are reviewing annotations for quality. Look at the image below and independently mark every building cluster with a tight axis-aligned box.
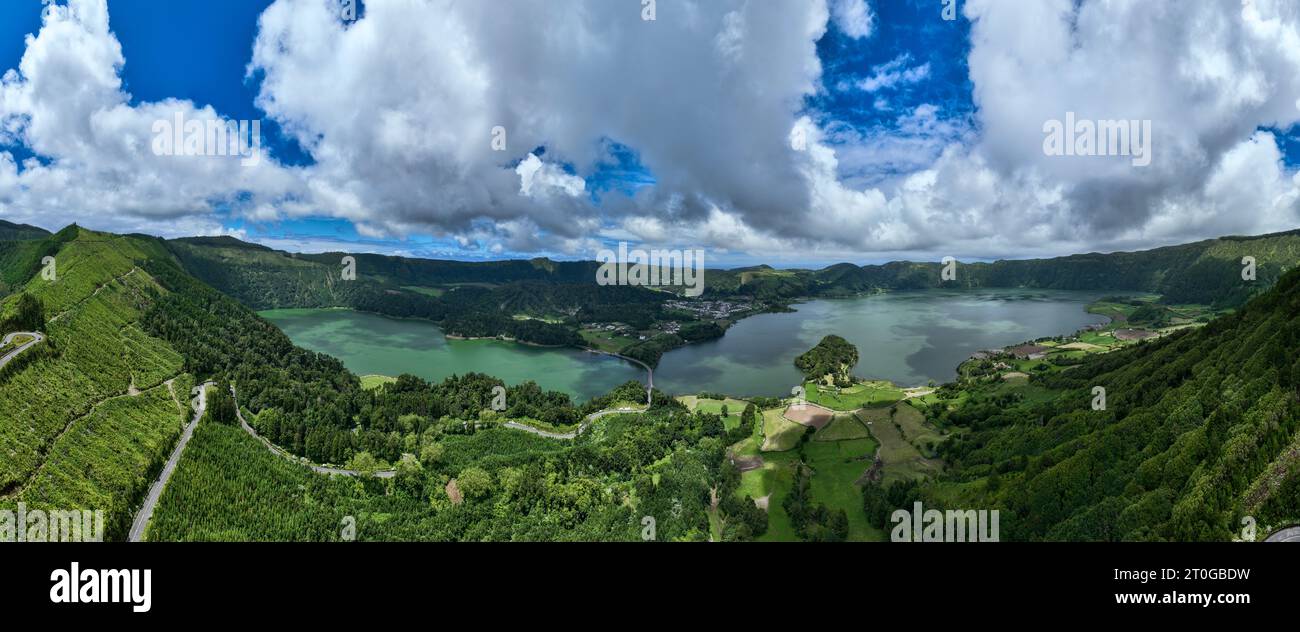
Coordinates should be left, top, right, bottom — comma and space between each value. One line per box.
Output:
664, 299, 756, 320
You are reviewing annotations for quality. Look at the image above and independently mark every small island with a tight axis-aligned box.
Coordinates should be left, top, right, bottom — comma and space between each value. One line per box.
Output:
794, 335, 859, 388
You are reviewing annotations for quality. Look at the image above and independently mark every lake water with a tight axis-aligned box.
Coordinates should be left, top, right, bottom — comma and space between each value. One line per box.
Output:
262, 289, 1108, 401
653, 289, 1109, 397
259, 309, 644, 401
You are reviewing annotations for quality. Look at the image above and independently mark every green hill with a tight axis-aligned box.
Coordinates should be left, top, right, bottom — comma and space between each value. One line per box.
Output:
795, 335, 859, 387
0, 219, 52, 242
0, 228, 192, 539
896, 266, 1300, 540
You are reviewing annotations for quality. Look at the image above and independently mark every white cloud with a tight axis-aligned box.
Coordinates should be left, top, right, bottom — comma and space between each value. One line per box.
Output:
830, 0, 874, 40
516, 154, 585, 199
246, 0, 829, 246
1, 0, 1298, 265
0, 0, 302, 237
845, 54, 930, 93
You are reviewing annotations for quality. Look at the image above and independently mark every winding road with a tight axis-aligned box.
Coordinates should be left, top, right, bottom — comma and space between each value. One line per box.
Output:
1265, 526, 1300, 542
231, 385, 396, 478
129, 381, 214, 542
0, 331, 45, 370
503, 406, 645, 440
228, 373, 648, 475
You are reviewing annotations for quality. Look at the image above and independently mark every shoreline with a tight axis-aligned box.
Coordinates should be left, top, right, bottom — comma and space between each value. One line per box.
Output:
267, 289, 1126, 401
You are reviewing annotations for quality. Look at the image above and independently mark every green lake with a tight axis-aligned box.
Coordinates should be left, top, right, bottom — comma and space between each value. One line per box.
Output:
261, 289, 1109, 402
258, 308, 644, 401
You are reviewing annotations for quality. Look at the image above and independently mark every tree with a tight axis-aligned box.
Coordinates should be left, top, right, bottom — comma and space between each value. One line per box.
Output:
394, 453, 424, 496
419, 442, 445, 467
347, 451, 380, 476
206, 382, 239, 425
457, 466, 493, 500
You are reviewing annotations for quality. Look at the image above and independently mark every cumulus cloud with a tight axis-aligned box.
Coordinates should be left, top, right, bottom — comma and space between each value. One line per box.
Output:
788, 0, 1300, 259
516, 154, 586, 199
1, 0, 1299, 263
247, 0, 828, 249
829, 0, 875, 39
0, 0, 301, 236
949, 0, 1300, 248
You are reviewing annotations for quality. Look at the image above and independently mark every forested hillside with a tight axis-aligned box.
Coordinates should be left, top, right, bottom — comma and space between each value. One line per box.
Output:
701, 230, 1300, 306
149, 380, 743, 542
169, 229, 1300, 314
1, 226, 673, 540
897, 267, 1300, 540
795, 335, 859, 387
0, 219, 51, 242
0, 227, 193, 539
166, 237, 677, 348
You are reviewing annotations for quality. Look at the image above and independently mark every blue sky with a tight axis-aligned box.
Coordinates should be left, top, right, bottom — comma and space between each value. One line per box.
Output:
0, 0, 978, 264
2, 0, 1299, 267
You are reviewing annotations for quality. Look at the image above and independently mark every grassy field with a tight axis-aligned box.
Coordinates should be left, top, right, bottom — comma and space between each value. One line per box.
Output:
579, 329, 638, 354
890, 402, 945, 456
678, 395, 748, 431
761, 407, 807, 452
735, 450, 799, 542
804, 438, 885, 541
856, 405, 942, 485
813, 413, 872, 441
724, 392, 897, 541
804, 380, 904, 411
1085, 295, 1157, 321
360, 374, 397, 390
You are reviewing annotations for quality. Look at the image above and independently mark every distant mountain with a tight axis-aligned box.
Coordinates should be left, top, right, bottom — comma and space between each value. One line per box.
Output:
649, 229, 1300, 305
163, 237, 677, 350
0, 219, 51, 241
157, 228, 1300, 309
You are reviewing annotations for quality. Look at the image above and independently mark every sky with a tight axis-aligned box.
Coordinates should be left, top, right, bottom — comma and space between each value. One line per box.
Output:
1, 0, 1300, 267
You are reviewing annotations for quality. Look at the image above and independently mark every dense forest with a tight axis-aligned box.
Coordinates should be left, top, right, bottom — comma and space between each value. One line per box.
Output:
0, 227, 192, 539
150, 380, 758, 542
682, 230, 1300, 306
